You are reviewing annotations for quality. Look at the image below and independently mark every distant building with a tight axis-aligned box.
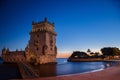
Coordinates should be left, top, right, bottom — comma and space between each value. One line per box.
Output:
2, 18, 57, 64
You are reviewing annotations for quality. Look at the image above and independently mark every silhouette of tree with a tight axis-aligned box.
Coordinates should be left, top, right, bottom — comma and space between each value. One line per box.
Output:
69, 51, 89, 58
101, 47, 120, 56
90, 52, 94, 55
94, 52, 100, 58
87, 49, 91, 53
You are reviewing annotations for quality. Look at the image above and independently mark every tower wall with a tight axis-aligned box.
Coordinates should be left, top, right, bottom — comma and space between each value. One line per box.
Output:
2, 48, 26, 62
26, 18, 57, 64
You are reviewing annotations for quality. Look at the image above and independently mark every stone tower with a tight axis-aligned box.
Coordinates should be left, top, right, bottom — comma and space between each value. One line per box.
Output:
25, 18, 57, 64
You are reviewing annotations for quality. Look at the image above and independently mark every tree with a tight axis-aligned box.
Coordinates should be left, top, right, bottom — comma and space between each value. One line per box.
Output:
89, 52, 94, 56
94, 52, 100, 58
101, 47, 120, 56
69, 51, 89, 58
87, 49, 91, 53
113, 48, 120, 55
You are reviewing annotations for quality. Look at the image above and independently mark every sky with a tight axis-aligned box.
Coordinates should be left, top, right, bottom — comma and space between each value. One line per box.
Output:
0, 0, 120, 56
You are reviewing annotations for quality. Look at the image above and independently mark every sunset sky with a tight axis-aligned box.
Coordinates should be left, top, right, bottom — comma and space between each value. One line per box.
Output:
0, 0, 120, 57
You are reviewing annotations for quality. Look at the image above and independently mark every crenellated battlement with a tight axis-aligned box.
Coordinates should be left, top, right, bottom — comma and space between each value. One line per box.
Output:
27, 18, 57, 64
32, 18, 54, 27
31, 18, 56, 35
2, 18, 57, 64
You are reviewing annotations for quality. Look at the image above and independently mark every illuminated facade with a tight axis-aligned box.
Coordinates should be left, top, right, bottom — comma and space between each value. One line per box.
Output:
25, 18, 57, 64
2, 18, 57, 64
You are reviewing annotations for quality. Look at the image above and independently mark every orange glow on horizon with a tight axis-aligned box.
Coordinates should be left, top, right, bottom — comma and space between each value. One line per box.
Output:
57, 53, 72, 58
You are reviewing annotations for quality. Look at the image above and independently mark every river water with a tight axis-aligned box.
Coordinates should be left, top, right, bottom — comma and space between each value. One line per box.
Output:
35, 58, 117, 77
0, 58, 117, 79
0, 58, 116, 80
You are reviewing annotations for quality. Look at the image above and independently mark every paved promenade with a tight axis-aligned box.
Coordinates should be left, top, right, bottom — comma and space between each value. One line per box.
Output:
25, 65, 120, 80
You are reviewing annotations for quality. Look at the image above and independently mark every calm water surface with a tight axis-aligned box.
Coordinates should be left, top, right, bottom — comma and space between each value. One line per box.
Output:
0, 63, 22, 80
35, 58, 116, 77
0, 58, 117, 79
0, 58, 3, 64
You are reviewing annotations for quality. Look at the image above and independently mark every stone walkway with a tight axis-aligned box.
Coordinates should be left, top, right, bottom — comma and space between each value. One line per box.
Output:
17, 62, 39, 79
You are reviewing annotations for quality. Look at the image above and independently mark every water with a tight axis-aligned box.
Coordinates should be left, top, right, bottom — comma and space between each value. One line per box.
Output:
56, 58, 116, 75
0, 58, 22, 80
35, 58, 117, 77
0, 58, 117, 79
0, 58, 3, 64
0, 63, 22, 80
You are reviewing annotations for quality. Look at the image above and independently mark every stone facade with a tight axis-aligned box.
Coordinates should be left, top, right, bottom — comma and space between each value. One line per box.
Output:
1, 18, 57, 64
25, 18, 57, 64
2, 48, 26, 62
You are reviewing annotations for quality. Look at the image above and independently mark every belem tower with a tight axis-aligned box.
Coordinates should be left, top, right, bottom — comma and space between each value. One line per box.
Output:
2, 18, 57, 64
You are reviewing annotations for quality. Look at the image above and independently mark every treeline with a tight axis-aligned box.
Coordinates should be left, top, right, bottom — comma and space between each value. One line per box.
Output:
69, 47, 120, 59
101, 47, 120, 56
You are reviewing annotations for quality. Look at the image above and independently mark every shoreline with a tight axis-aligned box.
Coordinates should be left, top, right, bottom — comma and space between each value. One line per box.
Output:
67, 58, 120, 62
1, 60, 120, 80
31, 65, 120, 80
54, 68, 104, 77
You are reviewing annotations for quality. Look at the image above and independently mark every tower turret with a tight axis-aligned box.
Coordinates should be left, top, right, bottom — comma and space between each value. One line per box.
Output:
26, 18, 57, 64
2, 47, 7, 55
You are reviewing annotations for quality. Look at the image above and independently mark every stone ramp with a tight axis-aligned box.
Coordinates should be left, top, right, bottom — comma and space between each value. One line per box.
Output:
17, 62, 39, 79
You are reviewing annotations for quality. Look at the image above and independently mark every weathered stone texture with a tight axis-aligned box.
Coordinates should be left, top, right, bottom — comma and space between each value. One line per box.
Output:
2, 48, 26, 62
2, 18, 57, 64
26, 18, 57, 64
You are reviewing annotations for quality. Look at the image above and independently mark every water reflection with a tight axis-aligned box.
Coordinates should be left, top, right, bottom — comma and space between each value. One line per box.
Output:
34, 64, 57, 77
34, 58, 117, 77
